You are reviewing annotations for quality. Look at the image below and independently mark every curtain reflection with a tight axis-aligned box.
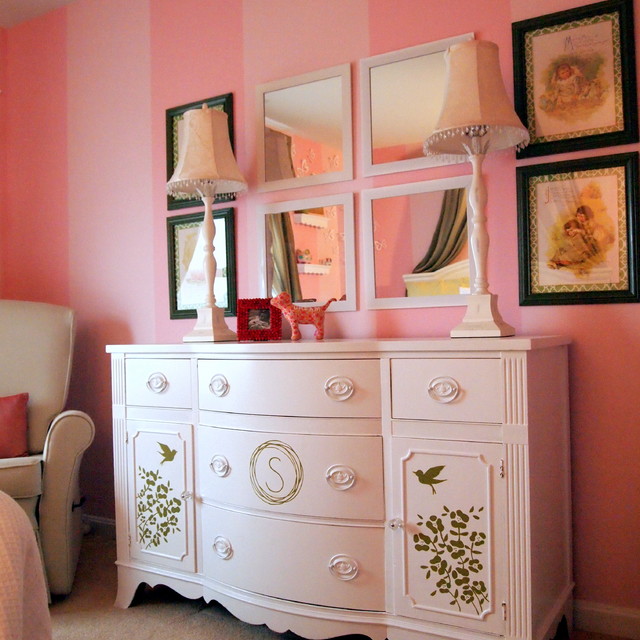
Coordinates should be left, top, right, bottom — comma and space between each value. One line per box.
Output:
264, 128, 295, 181
412, 188, 467, 274
267, 213, 302, 301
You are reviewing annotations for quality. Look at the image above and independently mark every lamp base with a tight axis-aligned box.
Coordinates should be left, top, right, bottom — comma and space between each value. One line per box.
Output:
183, 306, 238, 343
450, 293, 515, 338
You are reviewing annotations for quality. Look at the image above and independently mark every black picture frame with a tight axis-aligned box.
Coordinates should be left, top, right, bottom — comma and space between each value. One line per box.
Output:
166, 208, 237, 318
165, 93, 235, 209
513, 0, 638, 158
517, 152, 639, 305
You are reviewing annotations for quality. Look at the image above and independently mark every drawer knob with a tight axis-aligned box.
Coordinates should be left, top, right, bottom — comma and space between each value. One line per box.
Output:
146, 372, 169, 394
210, 455, 231, 478
213, 536, 233, 560
427, 376, 460, 403
180, 491, 193, 501
324, 376, 355, 402
388, 518, 404, 530
325, 465, 356, 490
209, 374, 230, 397
328, 554, 359, 581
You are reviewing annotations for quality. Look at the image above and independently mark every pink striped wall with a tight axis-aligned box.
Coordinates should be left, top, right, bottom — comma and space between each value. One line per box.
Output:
1, 0, 638, 616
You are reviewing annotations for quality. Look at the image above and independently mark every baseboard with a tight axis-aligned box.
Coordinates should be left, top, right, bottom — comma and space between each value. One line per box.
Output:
82, 514, 116, 540
574, 599, 640, 640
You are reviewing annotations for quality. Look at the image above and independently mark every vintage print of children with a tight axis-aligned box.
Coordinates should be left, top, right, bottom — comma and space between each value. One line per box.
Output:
531, 17, 618, 140
536, 176, 620, 288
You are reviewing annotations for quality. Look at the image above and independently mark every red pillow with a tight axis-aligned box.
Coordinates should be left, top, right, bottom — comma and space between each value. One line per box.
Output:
0, 393, 29, 458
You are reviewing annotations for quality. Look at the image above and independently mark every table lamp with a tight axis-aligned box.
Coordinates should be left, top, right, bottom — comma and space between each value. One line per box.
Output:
424, 40, 529, 337
167, 104, 247, 342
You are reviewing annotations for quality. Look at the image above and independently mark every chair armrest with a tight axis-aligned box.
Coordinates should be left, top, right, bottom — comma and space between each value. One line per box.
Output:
39, 410, 95, 594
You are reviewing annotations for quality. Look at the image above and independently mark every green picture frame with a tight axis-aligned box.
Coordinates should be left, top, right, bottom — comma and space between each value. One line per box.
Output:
167, 208, 237, 318
512, 0, 638, 158
165, 93, 235, 209
516, 152, 639, 305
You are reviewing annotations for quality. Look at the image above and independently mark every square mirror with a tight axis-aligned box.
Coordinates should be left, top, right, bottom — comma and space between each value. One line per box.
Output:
360, 33, 474, 176
260, 193, 355, 312
362, 176, 472, 309
257, 64, 353, 192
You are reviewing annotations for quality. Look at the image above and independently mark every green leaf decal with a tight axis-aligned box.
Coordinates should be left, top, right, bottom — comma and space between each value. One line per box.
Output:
415, 506, 488, 614
136, 464, 182, 549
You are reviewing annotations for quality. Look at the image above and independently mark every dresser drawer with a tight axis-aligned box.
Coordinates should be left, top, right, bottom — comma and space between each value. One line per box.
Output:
391, 358, 502, 423
201, 506, 385, 611
198, 426, 383, 520
198, 359, 380, 418
125, 358, 192, 409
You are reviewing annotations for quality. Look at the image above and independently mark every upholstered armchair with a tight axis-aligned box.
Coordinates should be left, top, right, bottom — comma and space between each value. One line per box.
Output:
0, 300, 95, 595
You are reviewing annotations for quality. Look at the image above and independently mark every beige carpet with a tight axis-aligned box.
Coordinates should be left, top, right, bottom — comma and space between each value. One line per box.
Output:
50, 533, 350, 640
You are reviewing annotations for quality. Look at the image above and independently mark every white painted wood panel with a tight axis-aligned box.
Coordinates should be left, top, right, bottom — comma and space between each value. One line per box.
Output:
125, 358, 192, 409
198, 358, 381, 417
197, 425, 383, 520
201, 505, 385, 611
391, 358, 502, 423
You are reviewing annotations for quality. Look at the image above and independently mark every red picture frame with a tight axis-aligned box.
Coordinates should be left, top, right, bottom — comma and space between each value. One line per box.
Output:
237, 298, 282, 341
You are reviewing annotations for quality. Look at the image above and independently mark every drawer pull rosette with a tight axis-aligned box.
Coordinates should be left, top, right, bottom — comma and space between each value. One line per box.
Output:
328, 554, 359, 581
325, 464, 356, 491
427, 376, 460, 403
210, 455, 231, 478
324, 376, 355, 402
213, 536, 233, 560
209, 374, 230, 398
146, 372, 169, 394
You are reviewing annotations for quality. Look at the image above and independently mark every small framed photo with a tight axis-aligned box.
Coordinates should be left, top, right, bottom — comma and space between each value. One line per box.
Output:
167, 208, 237, 319
512, 0, 638, 158
516, 152, 639, 305
166, 93, 235, 209
237, 298, 282, 342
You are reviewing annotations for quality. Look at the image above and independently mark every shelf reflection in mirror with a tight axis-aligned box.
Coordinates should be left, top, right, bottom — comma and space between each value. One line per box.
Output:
361, 176, 472, 310
360, 33, 473, 177
261, 193, 355, 312
257, 64, 353, 192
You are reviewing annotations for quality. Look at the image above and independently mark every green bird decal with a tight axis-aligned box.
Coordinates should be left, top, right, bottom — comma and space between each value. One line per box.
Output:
414, 465, 447, 495
158, 442, 177, 464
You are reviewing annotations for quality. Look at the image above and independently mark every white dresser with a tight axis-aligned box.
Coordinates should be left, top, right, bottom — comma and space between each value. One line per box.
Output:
107, 337, 573, 640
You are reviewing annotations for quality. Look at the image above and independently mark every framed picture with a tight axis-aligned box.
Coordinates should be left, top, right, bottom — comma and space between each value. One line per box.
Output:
237, 298, 282, 342
167, 208, 237, 319
517, 152, 639, 305
513, 0, 638, 158
166, 93, 235, 209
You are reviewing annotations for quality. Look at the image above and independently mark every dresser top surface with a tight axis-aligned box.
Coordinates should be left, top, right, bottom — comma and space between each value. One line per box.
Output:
106, 335, 569, 356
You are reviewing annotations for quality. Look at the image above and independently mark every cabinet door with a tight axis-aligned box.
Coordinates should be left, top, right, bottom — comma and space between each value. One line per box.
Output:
127, 420, 195, 573
389, 437, 506, 635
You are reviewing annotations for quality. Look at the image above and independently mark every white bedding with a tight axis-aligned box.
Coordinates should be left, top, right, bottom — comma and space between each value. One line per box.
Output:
0, 490, 51, 640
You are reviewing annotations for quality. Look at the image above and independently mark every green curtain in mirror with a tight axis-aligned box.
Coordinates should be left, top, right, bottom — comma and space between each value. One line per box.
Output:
412, 188, 467, 274
267, 212, 302, 300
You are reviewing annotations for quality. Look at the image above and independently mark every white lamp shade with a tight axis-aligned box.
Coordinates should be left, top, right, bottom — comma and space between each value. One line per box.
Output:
167, 105, 247, 197
424, 40, 529, 158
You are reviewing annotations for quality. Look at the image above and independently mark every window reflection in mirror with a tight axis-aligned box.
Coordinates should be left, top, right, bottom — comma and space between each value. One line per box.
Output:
261, 194, 356, 311
362, 177, 472, 309
360, 33, 473, 176
257, 64, 353, 192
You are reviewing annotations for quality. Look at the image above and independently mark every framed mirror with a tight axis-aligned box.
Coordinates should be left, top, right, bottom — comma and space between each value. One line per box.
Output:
260, 193, 356, 312
361, 176, 472, 309
257, 64, 353, 192
360, 33, 473, 177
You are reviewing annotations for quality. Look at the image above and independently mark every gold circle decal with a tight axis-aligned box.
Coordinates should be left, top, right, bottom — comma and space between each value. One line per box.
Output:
249, 440, 304, 505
